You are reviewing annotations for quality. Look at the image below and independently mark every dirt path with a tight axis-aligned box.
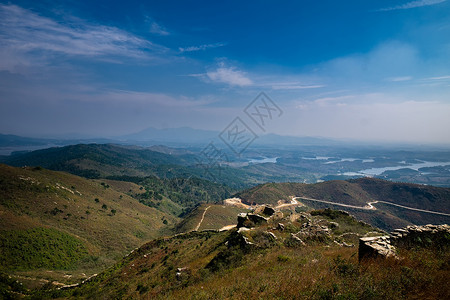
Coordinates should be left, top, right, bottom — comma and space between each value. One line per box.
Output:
275, 197, 299, 209
194, 205, 211, 231
296, 197, 450, 216
295, 196, 375, 210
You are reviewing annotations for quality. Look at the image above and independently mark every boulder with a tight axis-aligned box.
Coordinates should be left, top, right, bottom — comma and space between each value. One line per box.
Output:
263, 206, 276, 216
265, 231, 277, 240
296, 221, 331, 241
237, 213, 249, 228
238, 227, 250, 234
247, 213, 269, 225
288, 233, 305, 246
358, 236, 397, 261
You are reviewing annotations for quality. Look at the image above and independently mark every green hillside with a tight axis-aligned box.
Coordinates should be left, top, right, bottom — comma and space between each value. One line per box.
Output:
0, 143, 257, 189
36, 209, 449, 299
1, 143, 194, 178
175, 203, 249, 233
0, 164, 178, 286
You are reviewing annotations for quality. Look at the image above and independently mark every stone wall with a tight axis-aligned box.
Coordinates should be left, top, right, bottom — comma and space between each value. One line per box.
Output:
359, 224, 449, 261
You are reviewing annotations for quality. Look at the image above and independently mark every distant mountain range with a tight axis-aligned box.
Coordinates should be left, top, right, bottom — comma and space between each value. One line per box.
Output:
118, 127, 218, 144
0, 127, 344, 153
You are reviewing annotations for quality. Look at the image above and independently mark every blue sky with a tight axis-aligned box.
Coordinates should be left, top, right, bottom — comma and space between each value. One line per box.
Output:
0, 0, 449, 143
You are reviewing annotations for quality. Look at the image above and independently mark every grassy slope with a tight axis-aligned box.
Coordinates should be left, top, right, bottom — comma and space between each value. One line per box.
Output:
198, 205, 248, 231
50, 209, 449, 300
175, 204, 249, 233
0, 164, 178, 284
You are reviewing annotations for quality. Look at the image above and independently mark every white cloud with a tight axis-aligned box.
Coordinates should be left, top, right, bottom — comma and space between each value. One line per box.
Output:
425, 75, 450, 80
150, 21, 170, 36
0, 4, 167, 71
322, 41, 419, 82
206, 65, 253, 87
179, 42, 225, 53
271, 83, 324, 90
387, 76, 413, 82
378, 0, 446, 11
89, 89, 213, 107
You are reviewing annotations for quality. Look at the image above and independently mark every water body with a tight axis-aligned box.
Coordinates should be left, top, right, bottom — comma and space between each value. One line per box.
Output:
304, 157, 374, 164
248, 157, 278, 164
343, 161, 450, 176
301, 156, 332, 160
0, 144, 57, 156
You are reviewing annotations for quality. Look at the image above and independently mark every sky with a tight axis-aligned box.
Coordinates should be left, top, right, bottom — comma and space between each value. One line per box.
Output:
0, 0, 449, 144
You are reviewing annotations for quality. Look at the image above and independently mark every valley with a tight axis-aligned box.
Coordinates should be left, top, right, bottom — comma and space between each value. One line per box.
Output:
2, 1, 450, 298
0, 140, 449, 298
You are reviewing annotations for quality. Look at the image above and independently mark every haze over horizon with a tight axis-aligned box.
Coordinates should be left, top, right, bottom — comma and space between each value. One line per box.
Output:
1, 0, 450, 144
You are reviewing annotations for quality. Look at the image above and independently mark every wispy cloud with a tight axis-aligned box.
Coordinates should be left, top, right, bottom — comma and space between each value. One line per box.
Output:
271, 82, 324, 90
201, 63, 252, 87
0, 4, 167, 71
179, 42, 226, 53
425, 75, 450, 80
83, 89, 213, 107
149, 21, 170, 36
378, 0, 446, 11
387, 76, 413, 82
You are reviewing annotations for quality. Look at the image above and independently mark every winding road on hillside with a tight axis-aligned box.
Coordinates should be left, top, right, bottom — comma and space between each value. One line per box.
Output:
194, 205, 211, 231
295, 197, 450, 217
275, 197, 299, 209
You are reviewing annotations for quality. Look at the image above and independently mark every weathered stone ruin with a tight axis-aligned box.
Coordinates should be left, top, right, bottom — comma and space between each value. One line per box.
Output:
358, 236, 396, 261
358, 224, 450, 261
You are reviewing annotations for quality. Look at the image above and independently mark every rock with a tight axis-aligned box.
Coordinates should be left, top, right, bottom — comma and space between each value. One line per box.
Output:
238, 227, 250, 233
177, 267, 188, 272
265, 231, 277, 240
358, 236, 397, 261
289, 233, 306, 246
247, 213, 269, 225
359, 224, 450, 261
237, 212, 268, 228
227, 231, 255, 248
242, 236, 254, 246
277, 223, 285, 231
237, 213, 249, 228
296, 221, 331, 241
342, 242, 354, 247
263, 206, 276, 216
328, 222, 339, 229
390, 224, 450, 249
176, 267, 190, 281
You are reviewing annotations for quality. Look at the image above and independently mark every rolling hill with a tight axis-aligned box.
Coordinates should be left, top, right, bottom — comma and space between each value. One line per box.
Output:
0, 143, 258, 190
235, 178, 450, 230
30, 208, 449, 299
0, 164, 178, 286
1, 143, 196, 179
